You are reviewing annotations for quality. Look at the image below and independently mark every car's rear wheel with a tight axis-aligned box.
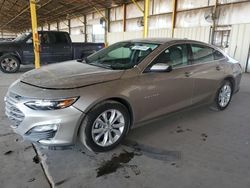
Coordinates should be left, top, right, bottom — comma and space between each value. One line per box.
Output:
215, 80, 233, 110
79, 101, 130, 152
0, 54, 20, 73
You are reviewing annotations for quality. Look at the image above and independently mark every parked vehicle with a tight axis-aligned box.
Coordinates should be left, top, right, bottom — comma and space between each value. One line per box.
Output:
0, 31, 104, 73
5, 38, 242, 152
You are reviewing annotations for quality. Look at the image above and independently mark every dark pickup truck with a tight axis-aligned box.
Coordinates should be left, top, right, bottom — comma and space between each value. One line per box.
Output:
0, 31, 104, 73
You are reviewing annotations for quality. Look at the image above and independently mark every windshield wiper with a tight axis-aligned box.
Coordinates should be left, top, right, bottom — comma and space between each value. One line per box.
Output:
88, 62, 113, 70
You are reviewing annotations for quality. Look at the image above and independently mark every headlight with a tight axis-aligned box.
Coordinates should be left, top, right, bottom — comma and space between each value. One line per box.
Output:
24, 97, 79, 110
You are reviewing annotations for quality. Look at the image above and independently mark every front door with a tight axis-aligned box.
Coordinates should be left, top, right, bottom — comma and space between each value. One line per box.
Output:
22, 32, 51, 64
132, 44, 195, 122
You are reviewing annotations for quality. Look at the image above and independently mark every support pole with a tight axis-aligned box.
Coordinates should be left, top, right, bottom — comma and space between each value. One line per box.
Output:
122, 4, 126, 32
56, 22, 59, 31
171, 0, 177, 38
143, 0, 149, 38
104, 9, 109, 47
30, 0, 40, 69
68, 19, 71, 35
84, 15, 87, 42
211, 0, 219, 44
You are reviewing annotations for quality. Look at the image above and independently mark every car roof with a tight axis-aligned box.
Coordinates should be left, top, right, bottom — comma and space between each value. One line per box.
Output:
123, 38, 209, 45
38, 31, 69, 34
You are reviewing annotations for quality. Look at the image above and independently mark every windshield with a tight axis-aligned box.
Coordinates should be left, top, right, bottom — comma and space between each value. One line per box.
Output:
14, 33, 30, 42
85, 42, 159, 70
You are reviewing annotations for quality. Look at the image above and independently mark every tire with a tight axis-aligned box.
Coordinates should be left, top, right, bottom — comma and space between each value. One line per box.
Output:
0, 54, 20, 73
214, 80, 233, 110
79, 101, 130, 152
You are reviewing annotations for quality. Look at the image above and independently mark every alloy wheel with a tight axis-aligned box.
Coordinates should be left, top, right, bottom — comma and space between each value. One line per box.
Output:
91, 109, 125, 147
1, 58, 18, 72
218, 84, 232, 107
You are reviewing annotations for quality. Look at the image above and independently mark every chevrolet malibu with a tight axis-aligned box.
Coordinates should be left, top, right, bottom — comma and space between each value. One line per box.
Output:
5, 39, 242, 152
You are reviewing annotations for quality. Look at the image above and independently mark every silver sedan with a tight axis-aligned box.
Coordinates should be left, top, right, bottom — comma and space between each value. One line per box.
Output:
5, 38, 242, 152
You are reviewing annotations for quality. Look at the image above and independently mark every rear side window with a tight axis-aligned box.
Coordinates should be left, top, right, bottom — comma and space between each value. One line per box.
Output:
191, 44, 225, 64
191, 44, 214, 64
49, 33, 70, 44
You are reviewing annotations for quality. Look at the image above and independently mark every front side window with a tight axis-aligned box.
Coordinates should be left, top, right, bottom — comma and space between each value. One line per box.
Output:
85, 42, 159, 70
213, 50, 225, 60
149, 44, 189, 69
14, 33, 30, 42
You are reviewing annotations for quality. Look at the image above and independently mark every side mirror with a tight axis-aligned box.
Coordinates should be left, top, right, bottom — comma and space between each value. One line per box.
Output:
26, 38, 33, 44
150, 63, 172, 72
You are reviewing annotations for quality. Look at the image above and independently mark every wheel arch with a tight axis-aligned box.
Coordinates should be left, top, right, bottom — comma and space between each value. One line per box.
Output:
223, 76, 235, 92
85, 97, 134, 128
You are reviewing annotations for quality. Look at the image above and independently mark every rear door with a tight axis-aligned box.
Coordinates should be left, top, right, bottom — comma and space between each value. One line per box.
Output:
189, 43, 226, 104
48, 32, 72, 62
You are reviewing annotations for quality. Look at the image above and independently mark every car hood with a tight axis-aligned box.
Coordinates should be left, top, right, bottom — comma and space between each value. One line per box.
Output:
20, 61, 124, 89
0, 41, 19, 47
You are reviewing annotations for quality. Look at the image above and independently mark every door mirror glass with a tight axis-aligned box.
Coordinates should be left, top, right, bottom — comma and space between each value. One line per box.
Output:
150, 63, 172, 72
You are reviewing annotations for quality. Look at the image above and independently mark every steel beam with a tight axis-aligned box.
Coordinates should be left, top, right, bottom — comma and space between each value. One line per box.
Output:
30, 0, 40, 69
131, 0, 144, 13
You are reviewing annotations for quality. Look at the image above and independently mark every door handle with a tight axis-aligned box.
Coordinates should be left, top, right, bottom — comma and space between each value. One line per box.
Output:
185, 72, 193, 77
216, 66, 222, 71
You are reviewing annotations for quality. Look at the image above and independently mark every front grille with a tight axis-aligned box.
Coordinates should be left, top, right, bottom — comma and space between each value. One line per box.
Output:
5, 93, 25, 127
25, 130, 56, 141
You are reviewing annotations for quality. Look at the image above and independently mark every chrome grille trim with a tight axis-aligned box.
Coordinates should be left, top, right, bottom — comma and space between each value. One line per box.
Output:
5, 92, 25, 127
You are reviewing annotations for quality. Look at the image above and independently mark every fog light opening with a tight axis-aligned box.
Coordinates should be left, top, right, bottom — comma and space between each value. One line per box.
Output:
31, 124, 58, 132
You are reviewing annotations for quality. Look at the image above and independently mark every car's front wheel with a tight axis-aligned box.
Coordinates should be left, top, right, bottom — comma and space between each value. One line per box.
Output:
0, 54, 20, 73
79, 101, 130, 152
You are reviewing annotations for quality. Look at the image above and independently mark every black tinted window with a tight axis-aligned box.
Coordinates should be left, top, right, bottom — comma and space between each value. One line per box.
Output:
153, 44, 189, 68
39, 33, 50, 44
214, 50, 225, 60
191, 44, 214, 64
49, 33, 69, 44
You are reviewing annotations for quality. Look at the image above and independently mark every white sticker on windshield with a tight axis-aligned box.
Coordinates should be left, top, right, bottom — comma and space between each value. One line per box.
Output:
132, 46, 150, 51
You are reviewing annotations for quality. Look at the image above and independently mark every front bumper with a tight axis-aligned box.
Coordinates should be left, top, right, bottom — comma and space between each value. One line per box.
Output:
5, 91, 84, 146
